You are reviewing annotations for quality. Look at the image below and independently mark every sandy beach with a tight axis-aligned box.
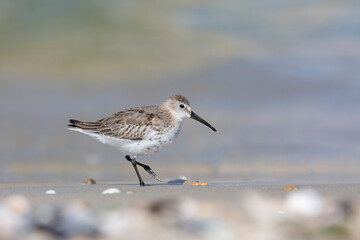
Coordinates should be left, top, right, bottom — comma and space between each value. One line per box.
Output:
1, 181, 360, 239
2, 181, 360, 206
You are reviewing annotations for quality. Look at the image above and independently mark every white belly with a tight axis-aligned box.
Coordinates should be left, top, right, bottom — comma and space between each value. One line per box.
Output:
70, 126, 180, 157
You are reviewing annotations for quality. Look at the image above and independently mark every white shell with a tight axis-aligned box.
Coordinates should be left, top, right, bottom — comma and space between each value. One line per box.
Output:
102, 188, 121, 195
45, 190, 56, 195
284, 188, 324, 217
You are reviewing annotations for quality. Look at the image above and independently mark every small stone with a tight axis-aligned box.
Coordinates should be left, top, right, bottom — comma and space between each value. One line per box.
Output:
102, 188, 121, 195
183, 180, 194, 185
84, 178, 96, 185
191, 181, 208, 187
199, 182, 209, 186
183, 180, 209, 186
45, 190, 56, 195
284, 188, 324, 217
282, 185, 298, 191
179, 175, 187, 180
3, 195, 31, 214
126, 191, 133, 194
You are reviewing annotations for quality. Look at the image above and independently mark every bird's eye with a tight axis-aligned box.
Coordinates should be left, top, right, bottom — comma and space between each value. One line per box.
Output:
179, 104, 184, 109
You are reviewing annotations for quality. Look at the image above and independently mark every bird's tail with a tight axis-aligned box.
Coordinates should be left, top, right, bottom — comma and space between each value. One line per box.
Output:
68, 119, 100, 132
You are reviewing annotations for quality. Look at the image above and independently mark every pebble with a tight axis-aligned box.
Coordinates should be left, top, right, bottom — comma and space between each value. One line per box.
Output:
284, 188, 324, 217
179, 175, 188, 180
192, 182, 208, 186
183, 181, 209, 186
0, 190, 355, 240
0, 195, 32, 238
84, 178, 96, 185
45, 190, 56, 195
183, 181, 193, 185
102, 188, 121, 195
282, 185, 298, 191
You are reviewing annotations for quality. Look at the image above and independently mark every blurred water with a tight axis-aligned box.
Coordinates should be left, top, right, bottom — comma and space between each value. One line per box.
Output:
0, 1, 360, 183
1, 56, 360, 183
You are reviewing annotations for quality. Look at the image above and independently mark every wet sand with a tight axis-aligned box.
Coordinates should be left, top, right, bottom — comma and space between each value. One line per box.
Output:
1, 181, 360, 206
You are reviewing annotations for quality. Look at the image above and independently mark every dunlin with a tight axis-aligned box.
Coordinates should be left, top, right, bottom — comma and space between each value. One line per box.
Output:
68, 95, 216, 186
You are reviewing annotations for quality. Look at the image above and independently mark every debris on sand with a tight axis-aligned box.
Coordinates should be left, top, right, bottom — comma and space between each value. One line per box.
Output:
102, 188, 121, 195
0, 189, 357, 240
284, 188, 324, 217
45, 190, 56, 195
83, 178, 96, 185
183, 180, 209, 186
282, 185, 298, 191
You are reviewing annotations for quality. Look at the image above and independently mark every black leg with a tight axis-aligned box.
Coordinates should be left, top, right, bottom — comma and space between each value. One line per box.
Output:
125, 155, 162, 182
136, 161, 161, 182
126, 155, 145, 186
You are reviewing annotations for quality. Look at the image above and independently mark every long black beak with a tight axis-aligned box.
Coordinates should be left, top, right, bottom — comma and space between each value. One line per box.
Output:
190, 111, 217, 132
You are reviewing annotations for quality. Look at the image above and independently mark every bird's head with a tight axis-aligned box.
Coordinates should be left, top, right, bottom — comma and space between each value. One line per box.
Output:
161, 95, 216, 132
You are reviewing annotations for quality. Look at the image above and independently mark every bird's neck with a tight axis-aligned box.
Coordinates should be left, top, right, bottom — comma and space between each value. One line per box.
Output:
159, 105, 183, 128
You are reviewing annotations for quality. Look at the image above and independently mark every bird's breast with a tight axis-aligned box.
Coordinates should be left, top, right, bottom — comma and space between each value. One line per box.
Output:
147, 125, 180, 145
115, 125, 181, 156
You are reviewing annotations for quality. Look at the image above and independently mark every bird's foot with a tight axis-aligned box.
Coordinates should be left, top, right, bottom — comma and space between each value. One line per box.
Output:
142, 165, 162, 182
139, 181, 150, 187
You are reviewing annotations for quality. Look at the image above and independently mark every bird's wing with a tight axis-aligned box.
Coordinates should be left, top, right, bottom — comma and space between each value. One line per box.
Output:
96, 107, 164, 140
